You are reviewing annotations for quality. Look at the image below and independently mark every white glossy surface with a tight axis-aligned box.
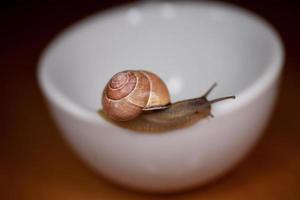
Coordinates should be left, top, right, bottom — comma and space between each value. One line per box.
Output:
38, 1, 284, 192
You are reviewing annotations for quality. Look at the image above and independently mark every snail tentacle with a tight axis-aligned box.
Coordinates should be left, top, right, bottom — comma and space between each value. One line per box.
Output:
202, 82, 217, 97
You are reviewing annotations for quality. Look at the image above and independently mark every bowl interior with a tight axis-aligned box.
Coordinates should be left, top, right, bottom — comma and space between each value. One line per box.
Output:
40, 2, 282, 113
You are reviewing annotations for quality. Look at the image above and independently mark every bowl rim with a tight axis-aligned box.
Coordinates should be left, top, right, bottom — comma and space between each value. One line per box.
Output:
37, 1, 284, 125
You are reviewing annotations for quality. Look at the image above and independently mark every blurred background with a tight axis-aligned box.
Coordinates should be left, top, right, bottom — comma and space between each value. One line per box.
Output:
1, 0, 299, 199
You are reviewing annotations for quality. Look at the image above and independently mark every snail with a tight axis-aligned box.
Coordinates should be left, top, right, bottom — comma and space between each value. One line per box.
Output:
99, 70, 235, 132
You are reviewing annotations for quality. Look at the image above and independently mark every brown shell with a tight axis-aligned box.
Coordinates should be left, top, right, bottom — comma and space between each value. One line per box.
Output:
106, 71, 136, 100
141, 70, 170, 110
102, 70, 170, 121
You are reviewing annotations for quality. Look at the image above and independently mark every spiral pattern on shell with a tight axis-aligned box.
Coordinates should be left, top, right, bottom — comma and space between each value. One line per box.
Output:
102, 70, 170, 121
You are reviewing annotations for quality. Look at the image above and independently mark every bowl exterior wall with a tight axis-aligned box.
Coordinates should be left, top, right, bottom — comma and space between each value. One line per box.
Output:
45, 80, 278, 192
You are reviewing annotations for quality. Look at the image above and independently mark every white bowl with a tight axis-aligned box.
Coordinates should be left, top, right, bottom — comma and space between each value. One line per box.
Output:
38, 1, 284, 192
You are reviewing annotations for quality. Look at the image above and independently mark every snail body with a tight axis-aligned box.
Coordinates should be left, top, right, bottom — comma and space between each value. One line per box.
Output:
100, 70, 235, 133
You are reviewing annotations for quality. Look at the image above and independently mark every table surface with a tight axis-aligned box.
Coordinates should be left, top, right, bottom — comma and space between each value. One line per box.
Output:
1, 1, 300, 199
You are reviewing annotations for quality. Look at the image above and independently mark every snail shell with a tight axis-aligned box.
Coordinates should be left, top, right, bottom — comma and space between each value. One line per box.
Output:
102, 70, 170, 121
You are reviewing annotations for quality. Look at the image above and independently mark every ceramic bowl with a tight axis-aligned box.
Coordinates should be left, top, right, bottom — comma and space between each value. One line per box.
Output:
38, 1, 284, 192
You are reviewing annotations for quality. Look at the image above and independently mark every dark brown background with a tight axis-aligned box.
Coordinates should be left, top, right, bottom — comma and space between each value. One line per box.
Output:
1, 0, 300, 199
